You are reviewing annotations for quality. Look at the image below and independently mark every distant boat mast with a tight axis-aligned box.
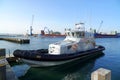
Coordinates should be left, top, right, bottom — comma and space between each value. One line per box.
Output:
30, 15, 34, 36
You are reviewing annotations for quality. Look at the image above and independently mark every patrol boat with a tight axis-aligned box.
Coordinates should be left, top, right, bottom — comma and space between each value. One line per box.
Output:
13, 23, 105, 67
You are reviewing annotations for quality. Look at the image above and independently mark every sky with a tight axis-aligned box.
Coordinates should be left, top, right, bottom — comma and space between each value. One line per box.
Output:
0, 0, 120, 34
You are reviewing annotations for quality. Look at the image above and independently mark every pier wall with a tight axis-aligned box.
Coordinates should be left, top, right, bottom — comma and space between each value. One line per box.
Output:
0, 49, 18, 80
0, 38, 30, 44
0, 49, 6, 80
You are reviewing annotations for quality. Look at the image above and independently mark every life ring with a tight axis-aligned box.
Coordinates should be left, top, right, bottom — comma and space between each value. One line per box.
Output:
72, 44, 78, 50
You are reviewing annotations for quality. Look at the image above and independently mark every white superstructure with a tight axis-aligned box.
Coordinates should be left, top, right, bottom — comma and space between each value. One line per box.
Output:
49, 23, 95, 55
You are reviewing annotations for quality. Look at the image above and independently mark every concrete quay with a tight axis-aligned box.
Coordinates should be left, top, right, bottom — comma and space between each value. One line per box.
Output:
0, 49, 18, 80
0, 38, 30, 44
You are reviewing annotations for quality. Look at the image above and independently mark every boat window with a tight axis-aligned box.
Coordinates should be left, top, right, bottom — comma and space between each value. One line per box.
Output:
76, 32, 85, 38
67, 32, 70, 36
72, 32, 75, 37
76, 32, 80, 37
81, 32, 85, 36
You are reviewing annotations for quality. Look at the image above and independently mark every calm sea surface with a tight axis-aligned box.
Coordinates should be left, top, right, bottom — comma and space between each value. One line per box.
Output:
0, 37, 120, 80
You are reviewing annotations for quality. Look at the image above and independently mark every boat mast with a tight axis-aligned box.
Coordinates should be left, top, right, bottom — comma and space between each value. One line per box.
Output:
30, 15, 34, 36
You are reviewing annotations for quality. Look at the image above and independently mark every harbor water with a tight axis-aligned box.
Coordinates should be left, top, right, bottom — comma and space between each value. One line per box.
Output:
0, 36, 120, 80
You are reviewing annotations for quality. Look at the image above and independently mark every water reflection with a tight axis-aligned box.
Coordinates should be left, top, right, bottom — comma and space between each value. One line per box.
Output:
12, 64, 30, 77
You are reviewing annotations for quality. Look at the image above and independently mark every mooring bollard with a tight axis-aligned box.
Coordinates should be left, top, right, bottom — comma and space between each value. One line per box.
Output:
0, 48, 18, 80
91, 68, 111, 80
0, 49, 6, 80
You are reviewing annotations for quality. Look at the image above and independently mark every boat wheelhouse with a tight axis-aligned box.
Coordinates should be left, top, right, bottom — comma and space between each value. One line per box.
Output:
49, 23, 95, 55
